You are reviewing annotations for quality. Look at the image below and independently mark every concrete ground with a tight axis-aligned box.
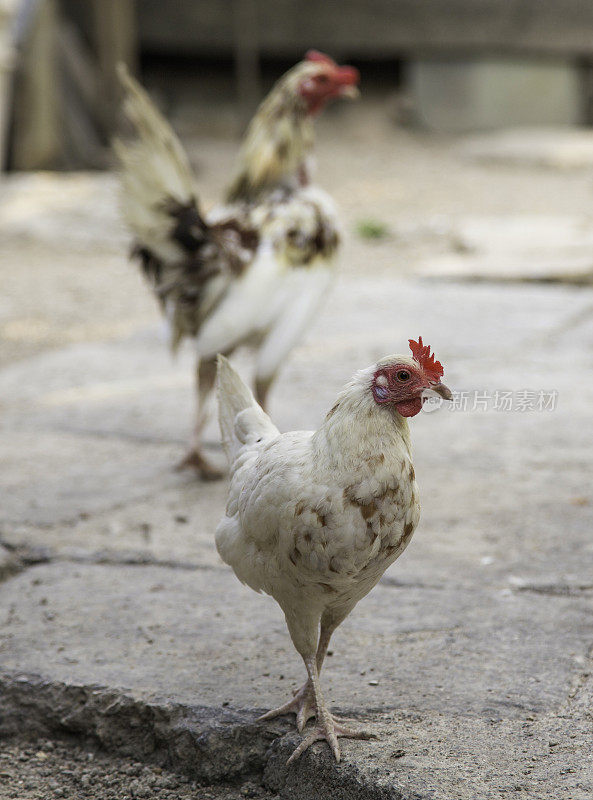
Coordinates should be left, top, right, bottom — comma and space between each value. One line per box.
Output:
1, 103, 593, 799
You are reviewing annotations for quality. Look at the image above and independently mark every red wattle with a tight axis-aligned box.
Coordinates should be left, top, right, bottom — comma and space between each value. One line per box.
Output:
394, 398, 423, 418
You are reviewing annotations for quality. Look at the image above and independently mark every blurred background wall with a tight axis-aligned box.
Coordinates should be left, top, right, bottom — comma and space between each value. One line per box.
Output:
3, 0, 593, 171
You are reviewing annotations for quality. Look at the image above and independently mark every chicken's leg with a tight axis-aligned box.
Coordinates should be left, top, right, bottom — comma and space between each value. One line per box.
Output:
176, 355, 223, 480
254, 374, 274, 414
258, 617, 335, 730
286, 653, 374, 764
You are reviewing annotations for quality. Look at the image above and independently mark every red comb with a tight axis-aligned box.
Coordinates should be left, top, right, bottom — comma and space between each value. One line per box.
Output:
409, 337, 444, 384
305, 50, 336, 66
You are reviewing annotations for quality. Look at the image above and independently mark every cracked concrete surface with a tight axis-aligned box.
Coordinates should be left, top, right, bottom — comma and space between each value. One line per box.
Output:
1, 118, 593, 798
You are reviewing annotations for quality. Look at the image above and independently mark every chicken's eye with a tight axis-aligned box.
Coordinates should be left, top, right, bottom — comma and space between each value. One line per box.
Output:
316, 74, 329, 84
397, 370, 411, 381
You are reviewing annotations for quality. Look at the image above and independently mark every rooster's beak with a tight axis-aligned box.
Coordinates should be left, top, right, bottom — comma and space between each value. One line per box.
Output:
430, 382, 453, 401
339, 85, 360, 99
335, 65, 360, 99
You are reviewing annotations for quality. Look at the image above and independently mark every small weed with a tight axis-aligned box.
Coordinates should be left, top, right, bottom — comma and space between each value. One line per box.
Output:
356, 219, 390, 240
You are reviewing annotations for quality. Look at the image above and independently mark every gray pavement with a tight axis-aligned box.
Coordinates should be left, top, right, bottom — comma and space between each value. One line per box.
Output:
2, 268, 593, 798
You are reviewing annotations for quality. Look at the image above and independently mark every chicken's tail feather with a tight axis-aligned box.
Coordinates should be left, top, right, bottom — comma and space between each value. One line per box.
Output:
114, 63, 199, 263
217, 356, 278, 463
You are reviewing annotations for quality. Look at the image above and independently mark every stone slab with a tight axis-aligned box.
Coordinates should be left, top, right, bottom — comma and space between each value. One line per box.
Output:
0, 172, 125, 250
1, 560, 589, 718
2, 277, 593, 575
1, 558, 592, 798
417, 215, 593, 282
418, 253, 593, 283
2, 278, 592, 540
460, 128, 593, 169
409, 58, 581, 132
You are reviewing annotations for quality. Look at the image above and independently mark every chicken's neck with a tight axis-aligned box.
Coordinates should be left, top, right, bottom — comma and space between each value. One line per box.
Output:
226, 92, 314, 204
312, 381, 413, 475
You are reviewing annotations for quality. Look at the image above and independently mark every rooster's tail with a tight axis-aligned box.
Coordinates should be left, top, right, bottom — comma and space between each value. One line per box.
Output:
114, 63, 200, 265
217, 356, 278, 463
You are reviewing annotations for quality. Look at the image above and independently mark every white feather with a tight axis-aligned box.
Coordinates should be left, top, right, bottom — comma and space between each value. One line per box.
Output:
195, 242, 286, 358
216, 355, 278, 462
255, 265, 333, 381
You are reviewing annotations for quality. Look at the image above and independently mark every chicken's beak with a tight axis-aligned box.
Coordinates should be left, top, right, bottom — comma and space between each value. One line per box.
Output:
430, 382, 453, 401
339, 85, 360, 99
335, 65, 360, 99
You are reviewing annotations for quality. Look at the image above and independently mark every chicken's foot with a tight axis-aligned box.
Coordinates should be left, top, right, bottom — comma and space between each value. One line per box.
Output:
287, 715, 375, 764
257, 681, 316, 732
286, 655, 375, 763
175, 357, 225, 480
254, 375, 273, 414
175, 449, 224, 481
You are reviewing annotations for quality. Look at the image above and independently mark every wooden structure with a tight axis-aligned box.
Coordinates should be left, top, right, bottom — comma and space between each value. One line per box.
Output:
136, 0, 593, 59
7, 0, 136, 170
6, 0, 593, 169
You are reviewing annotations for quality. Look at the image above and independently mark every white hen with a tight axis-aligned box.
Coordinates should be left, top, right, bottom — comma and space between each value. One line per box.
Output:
216, 338, 452, 762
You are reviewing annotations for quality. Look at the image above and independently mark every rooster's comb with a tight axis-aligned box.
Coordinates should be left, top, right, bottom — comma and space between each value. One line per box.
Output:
409, 337, 444, 384
305, 50, 336, 66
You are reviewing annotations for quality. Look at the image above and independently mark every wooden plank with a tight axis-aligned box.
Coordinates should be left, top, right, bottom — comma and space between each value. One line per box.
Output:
11, 0, 61, 170
57, 18, 102, 124
92, 0, 138, 132
0, 3, 17, 172
57, 18, 108, 168
232, 0, 261, 130
136, 0, 593, 59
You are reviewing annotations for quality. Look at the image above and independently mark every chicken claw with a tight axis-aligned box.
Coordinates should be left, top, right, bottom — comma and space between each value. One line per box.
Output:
258, 681, 316, 732
175, 449, 224, 481
287, 712, 375, 764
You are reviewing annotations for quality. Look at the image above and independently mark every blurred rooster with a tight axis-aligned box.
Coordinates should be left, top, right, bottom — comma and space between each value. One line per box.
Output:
216, 339, 452, 762
114, 52, 359, 479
